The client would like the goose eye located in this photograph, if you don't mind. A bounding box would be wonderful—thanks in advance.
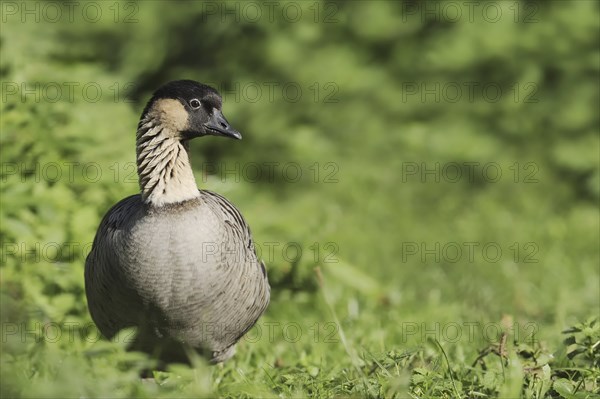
[189,99,201,109]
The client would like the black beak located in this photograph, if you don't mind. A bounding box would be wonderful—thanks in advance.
[204,109,242,140]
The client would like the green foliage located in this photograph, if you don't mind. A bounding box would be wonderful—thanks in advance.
[1,1,598,397]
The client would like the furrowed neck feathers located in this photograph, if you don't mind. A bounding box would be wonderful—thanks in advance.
[136,117,199,207]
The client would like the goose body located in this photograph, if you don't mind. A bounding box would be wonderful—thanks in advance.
[85,80,269,363]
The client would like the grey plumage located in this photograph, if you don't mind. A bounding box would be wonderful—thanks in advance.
[85,80,270,364]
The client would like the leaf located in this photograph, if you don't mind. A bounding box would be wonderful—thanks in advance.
[553,378,574,399]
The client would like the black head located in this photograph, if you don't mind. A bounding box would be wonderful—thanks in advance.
[141,80,241,140]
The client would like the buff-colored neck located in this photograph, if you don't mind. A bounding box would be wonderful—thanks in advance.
[136,118,200,207]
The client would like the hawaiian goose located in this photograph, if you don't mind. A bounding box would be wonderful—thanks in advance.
[85,80,270,364]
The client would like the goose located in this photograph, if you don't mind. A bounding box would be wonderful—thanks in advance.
[85,80,270,365]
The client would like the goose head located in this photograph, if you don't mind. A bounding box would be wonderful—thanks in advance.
[135,80,242,206]
[140,80,241,140]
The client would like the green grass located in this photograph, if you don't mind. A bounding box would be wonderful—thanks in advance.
[1,1,599,397]
[1,275,598,398]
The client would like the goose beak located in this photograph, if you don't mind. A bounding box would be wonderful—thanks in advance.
[204,109,242,140]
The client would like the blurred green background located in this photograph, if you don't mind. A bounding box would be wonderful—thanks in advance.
[1,1,598,397]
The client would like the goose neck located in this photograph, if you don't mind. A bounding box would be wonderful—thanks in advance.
[136,120,200,206]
